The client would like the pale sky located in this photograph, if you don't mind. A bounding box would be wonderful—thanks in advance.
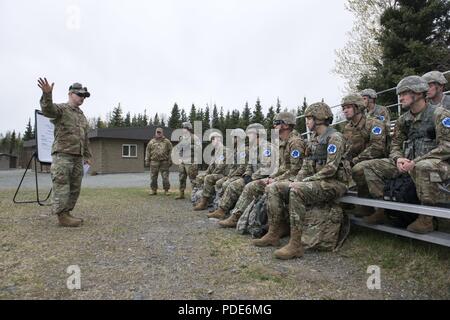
[0,0,353,133]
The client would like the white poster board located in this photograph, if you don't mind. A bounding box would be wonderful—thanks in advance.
[35,110,54,164]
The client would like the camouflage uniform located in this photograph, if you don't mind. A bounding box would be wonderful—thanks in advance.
[361,76,450,233]
[255,103,351,260]
[145,136,173,192]
[422,71,450,110]
[178,129,201,192]
[40,86,92,217]
[341,94,387,198]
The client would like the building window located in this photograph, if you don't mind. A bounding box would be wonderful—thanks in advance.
[122,144,137,158]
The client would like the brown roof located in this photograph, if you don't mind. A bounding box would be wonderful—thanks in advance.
[88,126,174,141]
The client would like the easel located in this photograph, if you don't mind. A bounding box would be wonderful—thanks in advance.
[13,151,52,206]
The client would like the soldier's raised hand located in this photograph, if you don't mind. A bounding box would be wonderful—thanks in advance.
[37,78,54,94]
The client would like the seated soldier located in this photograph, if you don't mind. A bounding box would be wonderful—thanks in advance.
[208,128,248,219]
[219,113,305,229]
[193,132,231,211]
[341,94,387,216]
[254,102,351,260]
[422,71,450,110]
[358,76,450,234]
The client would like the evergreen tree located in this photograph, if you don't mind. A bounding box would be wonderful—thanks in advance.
[359,0,450,107]
[109,103,124,127]
[181,109,188,122]
[131,114,138,127]
[296,97,308,134]
[231,109,241,128]
[9,130,16,155]
[203,105,211,130]
[265,106,276,131]
[124,112,131,127]
[219,106,226,133]
[161,116,166,127]
[189,104,197,123]
[251,98,265,124]
[23,118,33,141]
[143,110,149,127]
[97,117,106,129]
[154,113,161,126]
[211,104,220,129]
[240,102,251,128]
[168,103,182,129]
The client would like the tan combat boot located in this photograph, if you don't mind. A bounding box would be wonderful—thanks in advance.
[252,223,282,247]
[274,227,304,260]
[149,190,157,196]
[353,205,374,217]
[164,190,170,196]
[175,190,185,200]
[363,208,386,225]
[219,211,242,228]
[407,215,434,234]
[67,212,84,224]
[193,197,209,211]
[207,207,226,219]
[58,212,82,228]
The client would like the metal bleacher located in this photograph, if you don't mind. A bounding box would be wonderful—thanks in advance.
[298,70,450,247]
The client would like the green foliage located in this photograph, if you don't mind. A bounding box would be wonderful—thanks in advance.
[168,103,182,129]
[359,0,450,108]
[251,98,265,124]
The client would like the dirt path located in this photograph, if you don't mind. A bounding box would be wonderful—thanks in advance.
[0,188,447,300]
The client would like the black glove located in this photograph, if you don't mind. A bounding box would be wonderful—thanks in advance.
[244,175,252,185]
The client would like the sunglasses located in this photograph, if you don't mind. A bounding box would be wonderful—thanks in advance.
[74,93,86,98]
[273,120,285,126]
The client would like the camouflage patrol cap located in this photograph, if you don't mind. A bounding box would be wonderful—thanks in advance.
[396,76,429,95]
[230,128,246,137]
[305,102,334,122]
[209,132,222,141]
[246,123,265,134]
[274,112,296,125]
[182,122,193,130]
[360,89,377,99]
[341,94,365,112]
[422,71,448,85]
[69,83,90,98]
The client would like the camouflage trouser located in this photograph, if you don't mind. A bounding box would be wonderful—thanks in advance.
[150,160,171,191]
[266,181,292,226]
[352,161,371,198]
[219,177,246,212]
[50,153,83,215]
[179,163,199,191]
[289,180,348,228]
[362,158,450,205]
[231,179,266,215]
[201,174,224,199]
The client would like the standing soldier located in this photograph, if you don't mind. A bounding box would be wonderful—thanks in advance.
[37,78,92,228]
[145,127,173,196]
[219,112,305,229]
[361,76,450,234]
[254,102,351,260]
[422,71,450,110]
[176,122,201,200]
[341,94,387,209]
[360,89,391,140]
[193,132,231,211]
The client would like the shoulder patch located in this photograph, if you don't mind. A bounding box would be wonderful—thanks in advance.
[291,150,301,159]
[327,144,337,155]
[218,155,225,161]
[442,117,450,128]
[263,149,272,157]
[378,115,385,122]
[239,152,246,159]
[372,126,383,135]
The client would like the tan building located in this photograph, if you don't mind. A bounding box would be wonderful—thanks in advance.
[88,127,175,174]
[0,153,17,170]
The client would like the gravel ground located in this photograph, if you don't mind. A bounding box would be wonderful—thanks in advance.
[0,169,180,190]
[1,187,448,300]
